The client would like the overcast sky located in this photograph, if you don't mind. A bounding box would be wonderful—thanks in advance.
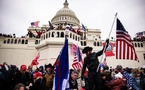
[0,0,145,40]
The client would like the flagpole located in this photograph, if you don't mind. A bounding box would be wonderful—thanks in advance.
[96,13,118,72]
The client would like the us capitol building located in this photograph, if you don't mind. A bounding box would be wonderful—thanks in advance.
[0,0,145,69]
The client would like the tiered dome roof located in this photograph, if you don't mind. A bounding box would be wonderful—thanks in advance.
[51,0,80,26]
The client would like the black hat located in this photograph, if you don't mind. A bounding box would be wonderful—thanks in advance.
[45,63,54,69]
[82,46,93,54]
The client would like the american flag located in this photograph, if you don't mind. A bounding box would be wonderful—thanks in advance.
[72,47,83,70]
[116,18,138,61]
[31,21,39,27]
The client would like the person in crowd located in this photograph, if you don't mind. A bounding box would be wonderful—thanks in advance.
[38,65,45,75]
[35,29,42,38]
[0,64,5,89]
[2,62,15,90]
[140,65,145,90]
[131,68,142,90]
[27,65,34,83]
[13,64,31,88]
[69,70,79,90]
[101,65,112,90]
[28,71,46,90]
[102,65,112,82]
[28,65,34,75]
[81,39,109,90]
[116,65,133,90]
[125,67,132,74]
[44,63,54,90]
[76,68,82,89]
[13,83,26,90]
[106,72,126,90]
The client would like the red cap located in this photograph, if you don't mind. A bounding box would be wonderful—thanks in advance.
[33,71,42,79]
[20,65,27,71]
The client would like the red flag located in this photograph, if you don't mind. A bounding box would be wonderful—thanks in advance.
[116,18,138,61]
[31,53,40,65]
[102,42,115,57]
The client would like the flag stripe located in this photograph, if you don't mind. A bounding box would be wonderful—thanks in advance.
[116,18,138,61]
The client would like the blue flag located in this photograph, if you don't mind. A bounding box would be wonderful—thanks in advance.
[53,38,69,90]
[82,23,86,31]
[49,21,53,30]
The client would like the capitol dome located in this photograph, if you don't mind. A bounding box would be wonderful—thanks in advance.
[51,0,80,26]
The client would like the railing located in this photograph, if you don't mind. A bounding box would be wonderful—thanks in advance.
[40,30,81,42]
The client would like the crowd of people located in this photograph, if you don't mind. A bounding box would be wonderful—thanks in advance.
[0,62,145,90]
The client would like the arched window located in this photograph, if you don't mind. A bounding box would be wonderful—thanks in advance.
[52,32,55,37]
[73,34,75,39]
[78,37,80,41]
[14,39,17,44]
[25,40,28,44]
[4,40,6,44]
[138,43,140,47]
[11,39,13,44]
[141,43,143,47]
[61,32,64,37]
[94,42,96,46]
[97,42,100,46]
[35,40,38,44]
[70,33,72,38]
[135,43,137,47]
[7,39,10,44]
[84,41,86,46]
[75,36,77,41]
[46,34,48,38]
[22,40,24,44]
[81,41,83,46]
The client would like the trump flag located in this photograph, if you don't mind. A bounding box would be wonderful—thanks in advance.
[53,37,69,90]
[102,42,115,57]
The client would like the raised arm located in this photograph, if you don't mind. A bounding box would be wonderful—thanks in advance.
[96,38,109,56]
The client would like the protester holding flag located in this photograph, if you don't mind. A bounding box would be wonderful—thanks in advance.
[81,39,109,90]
